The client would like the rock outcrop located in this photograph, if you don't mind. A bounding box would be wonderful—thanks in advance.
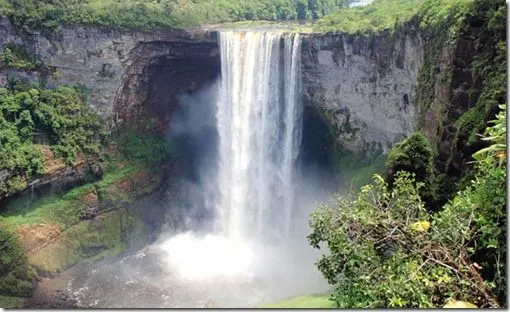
[0,19,427,158]
[301,28,425,156]
[0,18,220,124]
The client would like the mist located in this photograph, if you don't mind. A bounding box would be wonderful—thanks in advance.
[48,33,343,308]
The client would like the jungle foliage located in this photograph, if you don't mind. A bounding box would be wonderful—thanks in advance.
[0,227,34,298]
[313,0,473,33]
[0,0,352,34]
[309,105,506,308]
[455,0,506,150]
[415,0,506,204]
[0,80,106,197]
[0,42,44,71]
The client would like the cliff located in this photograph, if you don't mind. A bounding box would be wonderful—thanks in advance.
[0,18,426,160]
[301,27,424,157]
[0,18,220,124]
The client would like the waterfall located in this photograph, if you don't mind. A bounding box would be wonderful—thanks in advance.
[215,31,302,242]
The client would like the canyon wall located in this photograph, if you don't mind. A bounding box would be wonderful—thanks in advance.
[0,18,429,166]
[301,28,425,156]
[0,18,220,125]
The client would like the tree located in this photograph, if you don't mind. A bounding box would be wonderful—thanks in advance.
[308,107,507,308]
[296,0,309,19]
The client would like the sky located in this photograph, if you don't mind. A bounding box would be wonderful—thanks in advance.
[349,0,374,7]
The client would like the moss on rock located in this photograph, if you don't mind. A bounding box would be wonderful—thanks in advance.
[27,209,146,275]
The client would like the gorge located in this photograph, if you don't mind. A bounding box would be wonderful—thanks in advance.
[0,0,506,308]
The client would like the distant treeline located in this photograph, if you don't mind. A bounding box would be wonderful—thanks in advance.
[0,0,353,34]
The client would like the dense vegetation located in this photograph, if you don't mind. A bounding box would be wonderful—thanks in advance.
[313,0,473,33]
[414,0,506,208]
[0,0,352,35]
[0,43,44,71]
[0,227,34,298]
[0,80,106,197]
[454,0,506,161]
[309,0,506,308]
[309,105,506,308]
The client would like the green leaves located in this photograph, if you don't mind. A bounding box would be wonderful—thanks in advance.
[309,104,507,307]
[0,83,105,197]
[314,0,426,34]
[0,227,34,297]
[0,0,350,33]
[472,104,506,164]
[0,42,43,70]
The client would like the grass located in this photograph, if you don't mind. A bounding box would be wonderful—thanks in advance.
[259,294,336,308]
[0,163,137,229]
[0,295,25,308]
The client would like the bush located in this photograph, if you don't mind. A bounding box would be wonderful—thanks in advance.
[386,132,433,187]
[308,108,507,308]
[0,227,34,297]
[0,83,106,197]
[0,42,44,70]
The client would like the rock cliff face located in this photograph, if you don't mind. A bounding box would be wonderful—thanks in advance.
[0,18,220,124]
[301,29,424,156]
[0,19,426,158]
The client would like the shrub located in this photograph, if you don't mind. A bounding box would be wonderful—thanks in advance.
[0,42,43,70]
[0,83,106,197]
[0,227,34,297]
[308,108,507,308]
[386,132,433,187]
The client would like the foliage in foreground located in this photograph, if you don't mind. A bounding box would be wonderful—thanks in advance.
[0,227,34,298]
[309,106,506,308]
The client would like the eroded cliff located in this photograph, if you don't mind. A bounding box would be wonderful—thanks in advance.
[0,18,220,124]
[301,28,424,157]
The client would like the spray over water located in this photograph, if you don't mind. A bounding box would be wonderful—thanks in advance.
[155,31,327,304]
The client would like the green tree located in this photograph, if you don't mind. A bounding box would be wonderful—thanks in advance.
[308,107,506,308]
[0,83,106,197]
[385,132,435,205]
[0,227,34,297]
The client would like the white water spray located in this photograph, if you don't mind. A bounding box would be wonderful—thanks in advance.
[216,30,302,242]
[158,31,305,285]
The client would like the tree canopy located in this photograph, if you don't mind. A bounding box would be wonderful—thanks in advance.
[0,0,353,34]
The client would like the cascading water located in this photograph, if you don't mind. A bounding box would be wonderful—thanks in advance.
[215,31,302,242]
[51,30,328,309]
[156,31,317,297]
